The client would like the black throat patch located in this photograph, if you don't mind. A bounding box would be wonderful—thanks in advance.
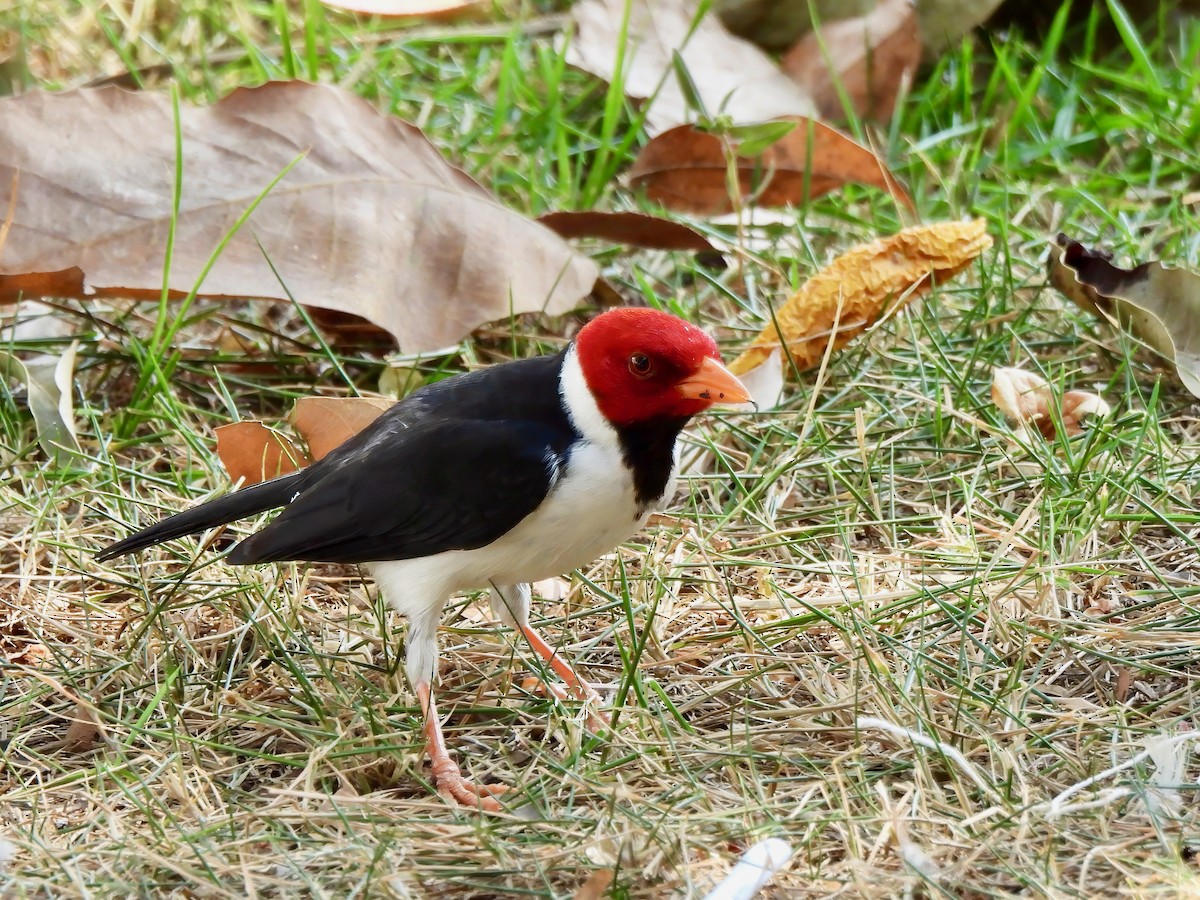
[615,416,692,512]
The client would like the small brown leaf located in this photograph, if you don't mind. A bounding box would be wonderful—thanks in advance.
[289,397,396,461]
[729,219,990,376]
[537,211,718,254]
[1048,234,1200,398]
[991,367,1111,439]
[629,118,910,216]
[1062,390,1112,434]
[573,868,615,900]
[215,421,307,487]
[0,82,595,353]
[6,640,53,667]
[63,702,102,752]
[781,0,921,121]
[567,0,815,135]
[990,367,1050,433]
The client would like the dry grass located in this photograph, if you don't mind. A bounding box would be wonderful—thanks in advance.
[7,281,1200,897]
[4,1,1200,897]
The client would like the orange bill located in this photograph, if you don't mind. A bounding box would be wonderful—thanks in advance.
[676,356,752,405]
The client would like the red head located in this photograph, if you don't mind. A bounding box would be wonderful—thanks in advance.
[574,308,751,427]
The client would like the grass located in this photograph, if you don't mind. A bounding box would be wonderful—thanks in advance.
[3,0,1200,896]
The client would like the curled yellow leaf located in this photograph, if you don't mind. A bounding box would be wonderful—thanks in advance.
[729,219,992,376]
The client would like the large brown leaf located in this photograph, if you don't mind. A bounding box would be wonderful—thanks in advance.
[567,0,815,135]
[781,0,921,122]
[0,82,596,353]
[629,118,911,216]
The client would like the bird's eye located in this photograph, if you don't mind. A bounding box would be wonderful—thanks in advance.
[628,353,653,377]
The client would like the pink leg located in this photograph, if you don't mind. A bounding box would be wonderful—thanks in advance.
[416,682,507,811]
[518,624,611,731]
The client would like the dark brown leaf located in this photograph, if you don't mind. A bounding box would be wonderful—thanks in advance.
[0,82,596,353]
[302,307,399,351]
[716,0,874,51]
[538,210,718,253]
[918,0,1006,54]
[63,702,102,752]
[629,118,911,215]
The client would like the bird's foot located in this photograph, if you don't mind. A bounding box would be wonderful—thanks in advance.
[517,624,613,732]
[429,754,508,811]
[418,680,507,812]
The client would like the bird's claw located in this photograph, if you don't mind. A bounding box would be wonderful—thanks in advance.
[430,755,507,811]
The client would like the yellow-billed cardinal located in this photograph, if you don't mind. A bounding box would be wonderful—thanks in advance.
[98,307,750,809]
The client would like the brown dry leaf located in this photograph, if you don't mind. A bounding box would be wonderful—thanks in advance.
[781,0,921,121]
[1061,391,1112,434]
[6,640,53,667]
[573,868,615,900]
[629,118,910,216]
[991,367,1111,439]
[289,396,396,461]
[567,0,815,135]
[215,422,307,487]
[319,0,479,16]
[538,210,718,254]
[0,82,596,353]
[63,702,102,752]
[728,219,991,376]
[1048,233,1200,399]
[990,367,1050,435]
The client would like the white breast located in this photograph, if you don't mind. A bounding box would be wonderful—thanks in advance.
[370,345,679,619]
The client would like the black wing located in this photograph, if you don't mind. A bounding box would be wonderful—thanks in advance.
[227,418,562,565]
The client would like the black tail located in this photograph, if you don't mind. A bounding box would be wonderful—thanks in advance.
[97,472,305,561]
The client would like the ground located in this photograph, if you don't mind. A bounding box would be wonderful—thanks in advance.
[3,1,1200,897]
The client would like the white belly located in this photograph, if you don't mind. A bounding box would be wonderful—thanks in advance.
[370,440,678,620]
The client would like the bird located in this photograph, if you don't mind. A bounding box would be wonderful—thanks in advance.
[98,307,751,809]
